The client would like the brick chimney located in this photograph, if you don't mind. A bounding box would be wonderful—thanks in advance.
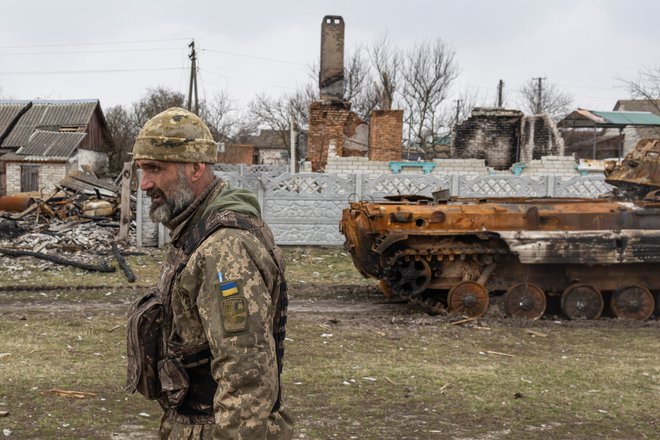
[319,15,345,102]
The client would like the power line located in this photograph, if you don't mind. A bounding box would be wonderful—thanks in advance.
[0,67,185,75]
[0,47,184,56]
[200,68,296,91]
[202,48,307,66]
[0,37,191,50]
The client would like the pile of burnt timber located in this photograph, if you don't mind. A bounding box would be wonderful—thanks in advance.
[0,166,137,282]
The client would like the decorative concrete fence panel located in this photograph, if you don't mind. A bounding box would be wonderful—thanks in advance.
[137,170,614,247]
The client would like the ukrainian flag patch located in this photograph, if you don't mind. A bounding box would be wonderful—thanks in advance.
[220,280,240,297]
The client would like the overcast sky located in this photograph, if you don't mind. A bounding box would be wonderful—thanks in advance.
[0,0,658,115]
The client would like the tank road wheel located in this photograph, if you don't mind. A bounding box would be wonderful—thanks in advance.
[502,283,546,320]
[610,285,655,321]
[561,284,604,320]
[447,281,489,318]
[387,256,432,297]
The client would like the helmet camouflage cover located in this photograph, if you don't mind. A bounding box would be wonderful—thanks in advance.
[132,107,217,163]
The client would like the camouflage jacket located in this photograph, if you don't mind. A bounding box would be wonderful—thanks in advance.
[158,179,293,440]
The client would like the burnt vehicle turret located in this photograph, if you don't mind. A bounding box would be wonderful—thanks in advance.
[340,139,660,320]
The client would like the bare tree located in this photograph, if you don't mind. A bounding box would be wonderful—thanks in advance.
[198,91,239,143]
[369,35,401,111]
[343,45,380,122]
[518,78,573,121]
[131,86,186,128]
[247,93,294,149]
[620,65,660,113]
[399,38,459,151]
[288,83,317,130]
[104,105,135,174]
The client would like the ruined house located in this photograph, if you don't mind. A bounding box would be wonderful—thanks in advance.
[306,16,404,171]
[613,99,660,153]
[451,108,564,170]
[0,99,113,195]
[558,106,660,159]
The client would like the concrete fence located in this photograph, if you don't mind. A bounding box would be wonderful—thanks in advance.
[136,170,613,247]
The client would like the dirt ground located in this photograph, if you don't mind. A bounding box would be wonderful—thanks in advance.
[1,248,659,439]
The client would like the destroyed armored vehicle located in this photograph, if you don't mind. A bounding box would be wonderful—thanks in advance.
[340,139,660,320]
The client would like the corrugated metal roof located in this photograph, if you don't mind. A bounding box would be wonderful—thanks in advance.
[0,99,98,148]
[4,130,85,162]
[558,108,660,128]
[0,153,69,163]
[591,110,660,125]
[0,102,30,138]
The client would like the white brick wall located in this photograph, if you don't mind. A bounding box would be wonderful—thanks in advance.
[522,155,579,177]
[5,162,72,194]
[321,155,581,178]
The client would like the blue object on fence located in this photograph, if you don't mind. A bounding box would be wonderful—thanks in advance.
[511,163,526,176]
[389,161,436,175]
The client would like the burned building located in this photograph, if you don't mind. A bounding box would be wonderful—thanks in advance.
[452,108,564,170]
[307,16,403,171]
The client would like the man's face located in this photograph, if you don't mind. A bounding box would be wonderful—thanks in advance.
[136,160,196,225]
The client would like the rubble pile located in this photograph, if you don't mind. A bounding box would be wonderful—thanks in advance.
[0,170,138,282]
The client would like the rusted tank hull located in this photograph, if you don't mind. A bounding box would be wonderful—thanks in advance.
[340,196,660,320]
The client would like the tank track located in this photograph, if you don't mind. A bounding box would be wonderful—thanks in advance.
[381,241,507,314]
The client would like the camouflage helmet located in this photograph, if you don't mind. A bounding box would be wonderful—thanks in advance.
[132,107,217,163]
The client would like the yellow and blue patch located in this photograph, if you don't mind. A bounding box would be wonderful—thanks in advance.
[220,280,239,297]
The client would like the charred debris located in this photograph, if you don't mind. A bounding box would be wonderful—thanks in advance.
[0,168,138,282]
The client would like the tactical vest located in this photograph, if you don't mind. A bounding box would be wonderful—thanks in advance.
[126,209,288,423]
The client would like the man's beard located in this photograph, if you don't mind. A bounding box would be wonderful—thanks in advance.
[147,166,195,226]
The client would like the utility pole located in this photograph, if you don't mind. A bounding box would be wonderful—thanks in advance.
[187,40,199,114]
[454,99,462,129]
[497,79,504,108]
[532,77,545,114]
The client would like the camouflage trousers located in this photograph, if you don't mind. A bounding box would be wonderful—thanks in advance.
[159,406,294,440]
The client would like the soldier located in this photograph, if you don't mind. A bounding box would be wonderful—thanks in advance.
[126,107,293,439]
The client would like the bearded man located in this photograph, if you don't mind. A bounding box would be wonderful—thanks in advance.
[126,107,293,440]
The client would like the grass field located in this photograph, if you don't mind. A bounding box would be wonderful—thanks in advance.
[1,247,658,439]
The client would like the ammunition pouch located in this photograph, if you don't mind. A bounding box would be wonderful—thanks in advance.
[126,288,163,400]
[157,356,189,409]
[159,343,215,415]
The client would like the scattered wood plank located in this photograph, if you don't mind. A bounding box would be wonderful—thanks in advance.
[486,350,515,357]
[112,242,136,282]
[384,376,398,385]
[50,388,97,399]
[439,383,451,393]
[108,325,121,332]
[0,247,115,273]
[525,329,549,338]
[0,410,8,417]
[450,317,476,326]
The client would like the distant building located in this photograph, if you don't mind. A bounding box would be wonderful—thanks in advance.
[452,108,564,170]
[217,129,305,166]
[558,105,660,159]
[0,99,113,195]
[613,100,660,153]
